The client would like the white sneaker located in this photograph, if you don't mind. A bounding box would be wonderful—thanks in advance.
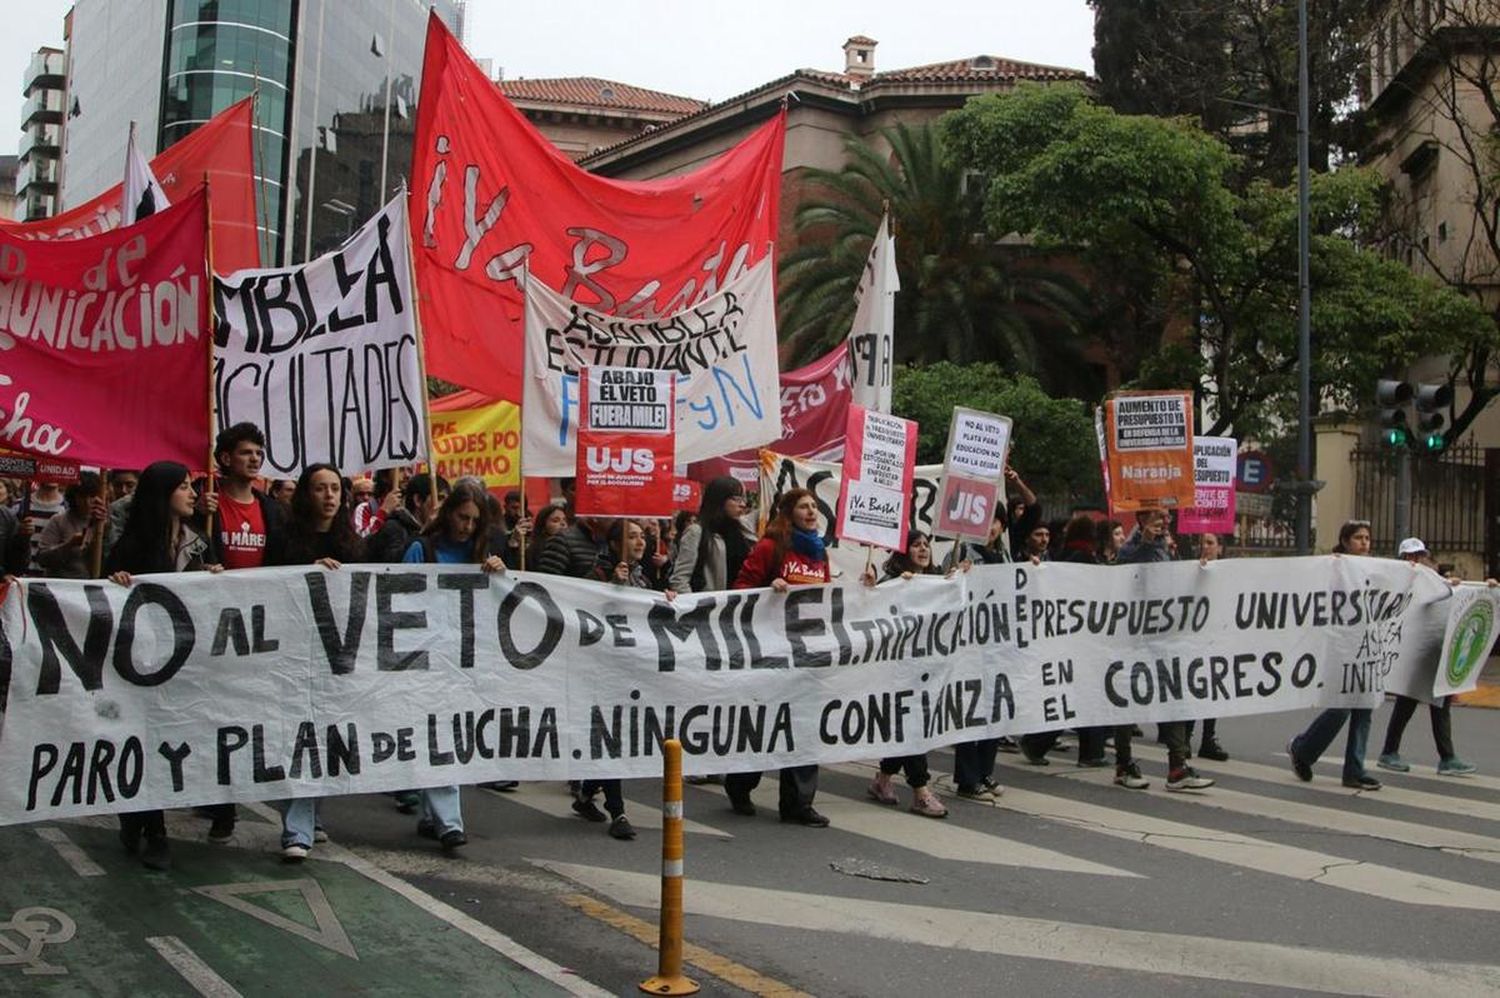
[1165,767,1215,791]
[281,844,309,863]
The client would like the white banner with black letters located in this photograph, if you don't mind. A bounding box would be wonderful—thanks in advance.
[0,556,1457,822]
[213,196,425,477]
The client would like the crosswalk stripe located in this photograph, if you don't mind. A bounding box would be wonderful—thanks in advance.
[696,776,1137,878]
[825,760,1500,911]
[1117,744,1500,821]
[1018,763,1500,861]
[535,860,1500,997]
[485,782,734,839]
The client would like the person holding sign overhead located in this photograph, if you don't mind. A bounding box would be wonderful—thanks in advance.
[726,488,831,827]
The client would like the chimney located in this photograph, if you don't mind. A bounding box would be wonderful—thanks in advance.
[844,35,877,77]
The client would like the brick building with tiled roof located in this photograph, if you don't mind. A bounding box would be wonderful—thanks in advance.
[498,77,707,160]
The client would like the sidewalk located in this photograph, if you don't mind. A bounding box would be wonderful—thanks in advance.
[1456,654,1500,709]
[0,805,600,995]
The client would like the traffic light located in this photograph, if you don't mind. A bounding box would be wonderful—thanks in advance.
[1377,379,1413,448]
[1414,382,1452,453]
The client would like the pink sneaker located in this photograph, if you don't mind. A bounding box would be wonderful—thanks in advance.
[909,790,948,819]
[867,775,899,806]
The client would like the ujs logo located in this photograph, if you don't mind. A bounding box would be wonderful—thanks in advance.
[585,446,656,474]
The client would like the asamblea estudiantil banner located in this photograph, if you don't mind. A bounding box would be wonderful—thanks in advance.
[0,556,1469,823]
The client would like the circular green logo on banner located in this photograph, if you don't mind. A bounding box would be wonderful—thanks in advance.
[1446,599,1495,688]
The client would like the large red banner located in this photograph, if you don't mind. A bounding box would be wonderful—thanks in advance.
[0,189,211,469]
[0,97,259,273]
[411,13,784,401]
[690,341,852,485]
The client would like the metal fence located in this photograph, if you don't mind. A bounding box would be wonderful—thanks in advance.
[1349,442,1486,553]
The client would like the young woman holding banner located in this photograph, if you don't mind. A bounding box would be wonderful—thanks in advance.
[866,531,953,818]
[726,488,831,827]
[670,476,756,594]
[271,464,367,862]
[106,461,224,871]
[400,481,508,851]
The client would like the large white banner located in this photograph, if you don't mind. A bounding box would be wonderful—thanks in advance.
[213,197,425,477]
[0,557,1456,823]
[847,213,898,413]
[523,257,781,476]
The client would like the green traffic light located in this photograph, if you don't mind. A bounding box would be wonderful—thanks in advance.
[1423,432,1446,452]
[1384,427,1409,447]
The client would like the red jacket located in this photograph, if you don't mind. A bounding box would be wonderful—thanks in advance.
[733,536,830,588]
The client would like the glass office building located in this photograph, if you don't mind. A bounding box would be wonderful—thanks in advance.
[61,0,461,263]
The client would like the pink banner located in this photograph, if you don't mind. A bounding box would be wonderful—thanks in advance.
[690,342,852,485]
[1178,436,1238,534]
[0,190,211,469]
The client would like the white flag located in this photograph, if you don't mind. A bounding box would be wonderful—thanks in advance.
[847,213,899,413]
[122,121,169,223]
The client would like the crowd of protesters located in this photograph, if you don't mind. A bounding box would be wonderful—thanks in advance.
[2,425,1487,872]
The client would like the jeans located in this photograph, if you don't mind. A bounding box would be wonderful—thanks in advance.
[580,779,626,818]
[1158,721,1191,771]
[953,738,1000,790]
[879,754,931,788]
[420,786,464,835]
[280,797,319,848]
[1381,695,1456,760]
[1185,718,1219,743]
[1290,707,1372,781]
[725,766,818,815]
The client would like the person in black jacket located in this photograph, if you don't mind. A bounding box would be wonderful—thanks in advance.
[367,474,449,564]
[535,507,603,578]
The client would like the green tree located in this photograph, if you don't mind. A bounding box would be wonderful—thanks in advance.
[777,121,1093,394]
[943,84,1497,441]
[892,362,1101,507]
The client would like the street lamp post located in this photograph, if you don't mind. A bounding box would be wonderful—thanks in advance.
[1294,0,1314,555]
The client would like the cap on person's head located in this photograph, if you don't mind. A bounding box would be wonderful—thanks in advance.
[1398,537,1428,558]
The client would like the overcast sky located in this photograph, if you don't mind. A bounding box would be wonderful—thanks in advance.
[2,0,1096,148]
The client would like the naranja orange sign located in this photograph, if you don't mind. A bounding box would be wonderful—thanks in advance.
[1104,391,1195,511]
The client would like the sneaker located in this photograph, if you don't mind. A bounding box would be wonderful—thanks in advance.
[1020,750,1051,766]
[1342,774,1382,790]
[1076,756,1110,768]
[207,818,235,844]
[910,789,948,818]
[608,815,637,840]
[955,785,997,802]
[394,791,421,814]
[440,829,467,851]
[1197,740,1229,762]
[313,825,328,844]
[1114,763,1149,790]
[981,777,1005,798]
[996,736,1020,753]
[571,797,608,823]
[141,835,172,871]
[281,843,309,863]
[1287,740,1312,782]
[867,774,899,806]
[1377,752,1410,772]
[780,807,830,828]
[1438,757,1478,776]
[1165,767,1215,791]
[726,791,757,817]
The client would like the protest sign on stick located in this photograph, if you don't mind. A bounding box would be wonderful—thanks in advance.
[1104,391,1195,511]
[933,407,1012,541]
[574,366,676,517]
[1178,436,1238,534]
[835,405,918,551]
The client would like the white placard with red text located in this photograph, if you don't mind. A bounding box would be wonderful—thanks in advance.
[574,367,675,517]
[836,405,918,551]
[933,407,1012,540]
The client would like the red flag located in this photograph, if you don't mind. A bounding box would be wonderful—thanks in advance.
[0,97,259,272]
[410,13,783,401]
[0,189,212,469]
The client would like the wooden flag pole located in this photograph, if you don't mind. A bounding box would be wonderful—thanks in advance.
[398,190,440,517]
[88,472,107,578]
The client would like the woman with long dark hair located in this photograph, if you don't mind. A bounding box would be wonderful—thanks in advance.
[106,461,222,870]
[866,531,951,818]
[669,475,755,594]
[726,488,831,827]
[272,464,367,862]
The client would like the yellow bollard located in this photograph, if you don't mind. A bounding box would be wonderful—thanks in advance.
[639,739,699,995]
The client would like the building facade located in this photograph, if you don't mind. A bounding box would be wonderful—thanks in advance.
[17,47,65,221]
[58,0,460,264]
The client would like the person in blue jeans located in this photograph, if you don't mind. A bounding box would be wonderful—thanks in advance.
[1286,520,1381,790]
[401,481,509,852]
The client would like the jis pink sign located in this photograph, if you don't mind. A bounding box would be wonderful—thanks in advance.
[1178,436,1237,534]
[836,404,918,551]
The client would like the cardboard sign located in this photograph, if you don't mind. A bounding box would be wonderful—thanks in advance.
[1104,391,1195,510]
[574,366,675,517]
[934,408,1012,541]
[835,405,917,551]
[1178,436,1238,534]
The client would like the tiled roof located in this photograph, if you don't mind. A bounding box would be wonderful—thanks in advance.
[498,77,707,116]
[845,34,879,46]
[871,55,1087,84]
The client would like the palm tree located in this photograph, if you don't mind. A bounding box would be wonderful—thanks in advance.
[777,121,1091,385]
